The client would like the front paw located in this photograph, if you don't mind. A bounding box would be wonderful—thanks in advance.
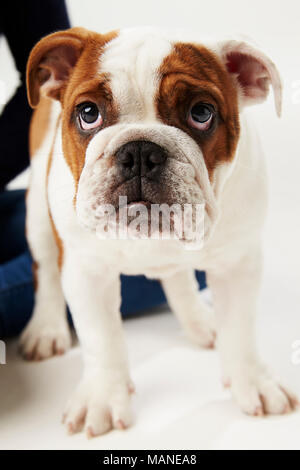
[19,314,71,361]
[227,364,298,416]
[63,373,134,438]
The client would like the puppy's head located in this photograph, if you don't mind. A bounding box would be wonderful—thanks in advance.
[27,27,281,244]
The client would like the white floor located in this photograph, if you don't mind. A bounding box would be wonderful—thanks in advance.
[1,283,300,450]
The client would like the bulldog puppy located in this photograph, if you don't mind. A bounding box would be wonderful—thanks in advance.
[20,27,297,437]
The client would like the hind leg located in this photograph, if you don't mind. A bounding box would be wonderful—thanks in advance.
[19,161,71,360]
[161,270,216,348]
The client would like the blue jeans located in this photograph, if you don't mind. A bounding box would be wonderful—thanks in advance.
[0,190,206,338]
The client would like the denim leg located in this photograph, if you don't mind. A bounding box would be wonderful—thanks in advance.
[0,189,28,263]
[120,271,207,317]
[0,251,34,338]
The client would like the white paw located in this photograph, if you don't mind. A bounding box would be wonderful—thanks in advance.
[182,304,216,349]
[63,373,134,437]
[20,315,71,361]
[228,365,298,416]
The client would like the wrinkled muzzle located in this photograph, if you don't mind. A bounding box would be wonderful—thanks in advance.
[76,124,219,248]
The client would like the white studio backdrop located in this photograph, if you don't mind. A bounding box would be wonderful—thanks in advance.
[0,0,300,450]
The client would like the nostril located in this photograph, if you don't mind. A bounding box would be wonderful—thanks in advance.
[118,152,135,168]
[147,152,167,170]
[149,153,166,165]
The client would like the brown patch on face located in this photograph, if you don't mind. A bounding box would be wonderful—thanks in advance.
[156,43,240,177]
[61,31,119,187]
[27,28,119,187]
[29,97,52,157]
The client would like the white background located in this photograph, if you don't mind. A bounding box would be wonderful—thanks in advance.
[0,0,299,450]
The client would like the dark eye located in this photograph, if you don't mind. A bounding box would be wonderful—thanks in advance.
[78,102,103,130]
[188,103,214,131]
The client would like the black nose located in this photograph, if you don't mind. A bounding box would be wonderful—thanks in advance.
[116,141,167,179]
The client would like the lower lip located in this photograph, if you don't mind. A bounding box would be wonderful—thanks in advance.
[125,201,152,209]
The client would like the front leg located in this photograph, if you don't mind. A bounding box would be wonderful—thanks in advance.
[207,246,297,416]
[162,270,216,348]
[61,248,133,437]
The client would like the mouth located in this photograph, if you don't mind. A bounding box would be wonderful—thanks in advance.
[85,193,205,249]
[110,175,165,211]
[121,200,152,210]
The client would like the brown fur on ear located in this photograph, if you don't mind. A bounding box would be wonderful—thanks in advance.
[26,27,90,108]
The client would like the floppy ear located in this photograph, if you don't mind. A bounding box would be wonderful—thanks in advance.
[26,27,89,108]
[219,39,282,117]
